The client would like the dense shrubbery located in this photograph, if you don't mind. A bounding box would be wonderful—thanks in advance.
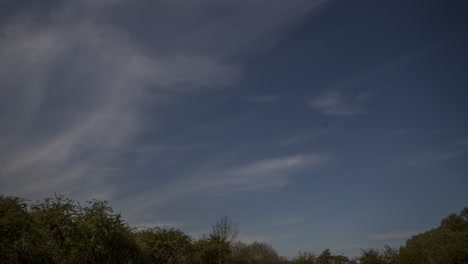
[1,194,467,264]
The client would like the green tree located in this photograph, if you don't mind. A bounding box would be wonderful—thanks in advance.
[191,234,231,264]
[316,249,353,264]
[291,251,317,264]
[359,248,385,264]
[398,227,468,264]
[135,227,192,264]
[317,249,333,264]
[29,195,80,263]
[440,208,468,234]
[0,195,37,263]
[72,199,139,263]
[398,208,468,264]
[230,241,286,264]
[381,244,399,264]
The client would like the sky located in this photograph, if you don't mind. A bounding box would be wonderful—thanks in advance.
[1,0,467,258]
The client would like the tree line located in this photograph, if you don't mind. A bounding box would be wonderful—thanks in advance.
[1,194,467,263]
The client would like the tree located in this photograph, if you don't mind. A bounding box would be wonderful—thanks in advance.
[211,215,239,244]
[440,207,468,234]
[381,244,399,264]
[316,249,354,264]
[291,251,317,264]
[135,227,192,264]
[230,241,286,264]
[0,195,38,263]
[191,234,231,264]
[29,195,80,263]
[398,208,468,264]
[398,227,468,264]
[72,199,139,263]
[359,249,385,264]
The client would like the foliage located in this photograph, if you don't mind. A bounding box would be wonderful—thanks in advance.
[0,195,36,263]
[291,251,317,264]
[231,241,287,264]
[73,199,139,263]
[359,245,398,264]
[191,234,231,264]
[0,195,138,264]
[1,194,467,264]
[135,227,192,264]
[211,215,239,243]
[315,249,354,264]
[398,208,468,264]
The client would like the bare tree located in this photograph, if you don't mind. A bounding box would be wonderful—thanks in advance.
[211,215,239,243]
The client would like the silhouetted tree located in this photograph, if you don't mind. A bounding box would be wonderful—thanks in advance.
[211,215,239,244]
[291,251,317,264]
[2,194,467,264]
[398,208,468,264]
[135,227,192,264]
[191,234,231,264]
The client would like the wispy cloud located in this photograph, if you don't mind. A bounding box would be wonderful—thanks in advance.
[402,150,465,168]
[208,154,327,192]
[268,217,305,227]
[391,129,418,135]
[368,230,419,241]
[307,91,372,116]
[245,94,280,103]
[391,129,442,136]
[0,0,327,200]
[0,13,239,200]
[122,153,328,219]
[278,128,332,147]
[458,138,468,145]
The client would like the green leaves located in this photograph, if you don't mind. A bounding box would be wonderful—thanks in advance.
[0,195,138,264]
[398,208,468,264]
[230,241,287,264]
[0,195,35,263]
[1,194,467,264]
[135,227,192,264]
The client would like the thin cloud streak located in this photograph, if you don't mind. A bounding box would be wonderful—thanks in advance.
[308,91,371,116]
[268,217,306,227]
[122,153,328,220]
[245,94,281,103]
[402,150,465,168]
[368,230,419,241]
[458,138,468,145]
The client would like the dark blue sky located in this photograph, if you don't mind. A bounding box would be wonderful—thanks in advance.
[1,0,467,257]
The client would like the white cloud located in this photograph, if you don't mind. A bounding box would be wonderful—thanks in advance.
[307,91,371,116]
[208,154,327,192]
[120,153,327,221]
[0,3,240,200]
[0,0,329,202]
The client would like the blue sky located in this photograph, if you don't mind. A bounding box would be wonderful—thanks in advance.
[1,0,467,257]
